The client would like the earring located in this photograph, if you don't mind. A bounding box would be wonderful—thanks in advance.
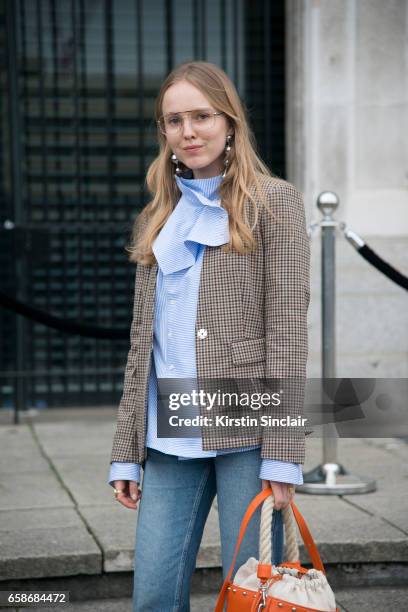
[222,135,232,178]
[171,153,183,176]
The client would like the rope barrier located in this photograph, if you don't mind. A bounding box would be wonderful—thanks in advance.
[0,290,129,339]
[342,226,408,291]
[1,222,405,345]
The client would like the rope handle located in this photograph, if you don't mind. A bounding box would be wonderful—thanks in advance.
[214,487,326,612]
[259,492,299,564]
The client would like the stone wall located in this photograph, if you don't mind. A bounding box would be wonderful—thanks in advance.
[286,0,408,377]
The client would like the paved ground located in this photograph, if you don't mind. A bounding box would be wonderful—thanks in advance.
[5,587,408,611]
[0,407,407,609]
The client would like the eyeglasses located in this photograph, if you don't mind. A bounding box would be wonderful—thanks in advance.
[157,108,224,135]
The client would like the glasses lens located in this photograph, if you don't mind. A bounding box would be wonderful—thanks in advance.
[159,110,216,134]
[191,110,214,130]
[163,114,183,133]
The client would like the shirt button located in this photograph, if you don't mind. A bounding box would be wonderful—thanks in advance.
[169,299,176,305]
[197,328,208,340]
[168,364,175,370]
[168,331,173,338]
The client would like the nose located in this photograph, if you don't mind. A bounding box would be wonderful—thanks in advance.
[180,116,195,138]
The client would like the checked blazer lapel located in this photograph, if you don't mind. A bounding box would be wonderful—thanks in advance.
[144,262,158,345]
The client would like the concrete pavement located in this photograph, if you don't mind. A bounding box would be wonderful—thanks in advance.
[0,407,407,609]
[5,587,408,612]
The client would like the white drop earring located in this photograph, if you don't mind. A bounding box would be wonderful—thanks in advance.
[222,134,232,178]
[171,153,183,177]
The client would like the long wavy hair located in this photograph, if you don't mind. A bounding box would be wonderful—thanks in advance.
[128,61,278,265]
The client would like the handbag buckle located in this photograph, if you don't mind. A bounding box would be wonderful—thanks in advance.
[257,581,269,611]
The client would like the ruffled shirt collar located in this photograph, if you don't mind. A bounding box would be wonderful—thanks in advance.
[152,170,229,275]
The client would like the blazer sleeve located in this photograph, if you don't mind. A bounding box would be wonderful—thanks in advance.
[260,180,311,464]
[109,264,144,463]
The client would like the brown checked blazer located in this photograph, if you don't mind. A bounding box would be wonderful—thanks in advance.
[110,176,310,467]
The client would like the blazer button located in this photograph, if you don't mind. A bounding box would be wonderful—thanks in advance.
[197,328,208,340]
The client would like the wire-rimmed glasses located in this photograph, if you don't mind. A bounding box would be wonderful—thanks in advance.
[157,108,224,135]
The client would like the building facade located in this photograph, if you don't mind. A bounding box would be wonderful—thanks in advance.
[286,0,408,377]
[1,0,407,411]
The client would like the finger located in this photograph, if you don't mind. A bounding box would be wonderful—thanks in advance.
[112,480,128,502]
[117,494,138,510]
[280,495,291,509]
[113,480,127,490]
[116,489,138,510]
[271,482,289,510]
[274,498,284,510]
[128,481,141,502]
[270,484,284,510]
[280,486,296,509]
[261,480,278,510]
[113,481,138,510]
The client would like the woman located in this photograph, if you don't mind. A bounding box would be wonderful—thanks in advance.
[108,61,310,611]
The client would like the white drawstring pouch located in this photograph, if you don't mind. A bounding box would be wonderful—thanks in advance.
[233,557,337,610]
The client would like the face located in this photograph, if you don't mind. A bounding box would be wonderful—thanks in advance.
[161,80,233,179]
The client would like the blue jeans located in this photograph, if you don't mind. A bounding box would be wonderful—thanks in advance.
[133,447,284,612]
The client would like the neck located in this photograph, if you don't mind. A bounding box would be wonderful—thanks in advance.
[192,162,224,179]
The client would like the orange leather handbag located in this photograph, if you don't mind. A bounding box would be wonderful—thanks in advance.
[214,487,340,611]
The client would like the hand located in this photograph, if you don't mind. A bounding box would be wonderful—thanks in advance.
[113,479,141,510]
[261,479,295,510]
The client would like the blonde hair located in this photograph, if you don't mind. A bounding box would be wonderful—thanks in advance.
[128,61,278,265]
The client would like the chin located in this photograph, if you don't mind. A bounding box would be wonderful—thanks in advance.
[187,159,212,169]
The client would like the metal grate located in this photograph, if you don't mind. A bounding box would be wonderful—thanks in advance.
[245,0,286,178]
[0,0,284,410]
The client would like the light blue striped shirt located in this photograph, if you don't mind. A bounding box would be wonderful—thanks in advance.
[109,172,303,487]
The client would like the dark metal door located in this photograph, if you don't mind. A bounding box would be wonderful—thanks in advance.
[0,0,285,411]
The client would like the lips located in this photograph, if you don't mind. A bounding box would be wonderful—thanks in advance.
[184,145,203,151]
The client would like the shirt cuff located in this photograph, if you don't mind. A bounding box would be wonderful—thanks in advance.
[108,462,141,488]
[259,460,303,485]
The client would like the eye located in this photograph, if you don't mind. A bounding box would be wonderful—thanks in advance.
[196,112,210,120]
[167,115,181,125]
